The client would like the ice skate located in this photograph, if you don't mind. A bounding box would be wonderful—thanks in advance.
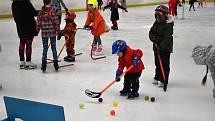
[53,60,59,71]
[19,61,26,69]
[158,82,164,88]
[64,56,75,62]
[25,62,37,70]
[95,45,104,56]
[120,89,130,96]
[127,92,139,99]
[91,44,97,55]
[41,60,47,72]
[152,79,159,85]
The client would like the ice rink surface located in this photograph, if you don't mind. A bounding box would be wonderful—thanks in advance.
[0,3,215,121]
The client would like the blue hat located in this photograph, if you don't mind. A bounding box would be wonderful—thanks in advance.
[112,40,127,54]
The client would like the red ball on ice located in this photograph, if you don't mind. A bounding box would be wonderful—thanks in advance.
[98,98,103,102]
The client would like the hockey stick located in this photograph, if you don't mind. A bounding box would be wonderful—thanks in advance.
[59,63,74,68]
[90,44,106,60]
[155,44,167,91]
[85,65,133,98]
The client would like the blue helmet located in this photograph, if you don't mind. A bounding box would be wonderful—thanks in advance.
[112,40,127,54]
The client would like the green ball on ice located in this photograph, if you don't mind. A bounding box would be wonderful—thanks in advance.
[79,103,84,109]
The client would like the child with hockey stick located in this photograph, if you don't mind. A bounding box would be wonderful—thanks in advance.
[112,40,145,99]
[149,5,174,88]
[103,0,128,30]
[36,0,60,72]
[57,10,77,62]
[84,0,109,56]
[192,45,215,99]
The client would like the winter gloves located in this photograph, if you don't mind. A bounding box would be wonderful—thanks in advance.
[133,57,139,67]
[84,25,92,31]
[115,70,123,82]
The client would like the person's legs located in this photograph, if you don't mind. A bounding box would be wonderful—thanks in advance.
[42,37,49,61]
[160,51,171,85]
[50,37,59,71]
[25,37,33,62]
[94,36,103,55]
[19,38,26,62]
[154,51,163,82]
[120,73,132,96]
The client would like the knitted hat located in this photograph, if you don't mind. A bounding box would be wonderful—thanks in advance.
[192,45,213,65]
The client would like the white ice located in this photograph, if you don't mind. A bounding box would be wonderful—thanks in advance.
[0,3,215,121]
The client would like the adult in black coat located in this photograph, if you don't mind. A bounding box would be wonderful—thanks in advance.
[12,0,39,69]
[103,0,127,30]
[149,5,174,87]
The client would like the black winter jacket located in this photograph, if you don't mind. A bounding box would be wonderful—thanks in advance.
[149,16,174,53]
[12,0,38,38]
[104,2,127,21]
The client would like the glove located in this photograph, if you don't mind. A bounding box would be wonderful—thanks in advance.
[57,31,64,40]
[154,44,160,52]
[84,25,92,31]
[133,57,139,67]
[152,36,159,43]
[115,70,123,82]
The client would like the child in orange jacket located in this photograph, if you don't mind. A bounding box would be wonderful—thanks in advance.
[84,0,109,56]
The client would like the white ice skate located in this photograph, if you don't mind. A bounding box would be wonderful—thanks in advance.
[158,82,164,88]
[152,79,159,85]
[25,62,37,70]
[19,61,26,69]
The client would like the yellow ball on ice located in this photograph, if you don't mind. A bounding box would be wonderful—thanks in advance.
[79,103,84,109]
[113,101,118,107]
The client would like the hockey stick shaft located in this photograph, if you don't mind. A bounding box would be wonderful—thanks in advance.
[157,52,166,81]
[100,65,134,94]
[155,44,166,81]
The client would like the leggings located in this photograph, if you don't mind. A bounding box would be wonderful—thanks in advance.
[93,36,102,45]
[42,37,58,61]
[19,37,33,62]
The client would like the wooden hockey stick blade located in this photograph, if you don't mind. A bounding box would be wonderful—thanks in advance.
[59,64,74,68]
[73,52,83,56]
[85,89,101,98]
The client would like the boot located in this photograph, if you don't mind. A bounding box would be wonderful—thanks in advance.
[41,60,47,72]
[53,60,59,71]
[95,45,103,56]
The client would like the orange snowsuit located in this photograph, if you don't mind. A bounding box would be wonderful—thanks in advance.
[63,21,77,56]
[85,8,106,36]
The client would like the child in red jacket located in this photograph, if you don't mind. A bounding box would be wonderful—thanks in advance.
[112,40,145,99]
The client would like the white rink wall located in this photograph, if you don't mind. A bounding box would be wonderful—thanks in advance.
[0,0,167,15]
